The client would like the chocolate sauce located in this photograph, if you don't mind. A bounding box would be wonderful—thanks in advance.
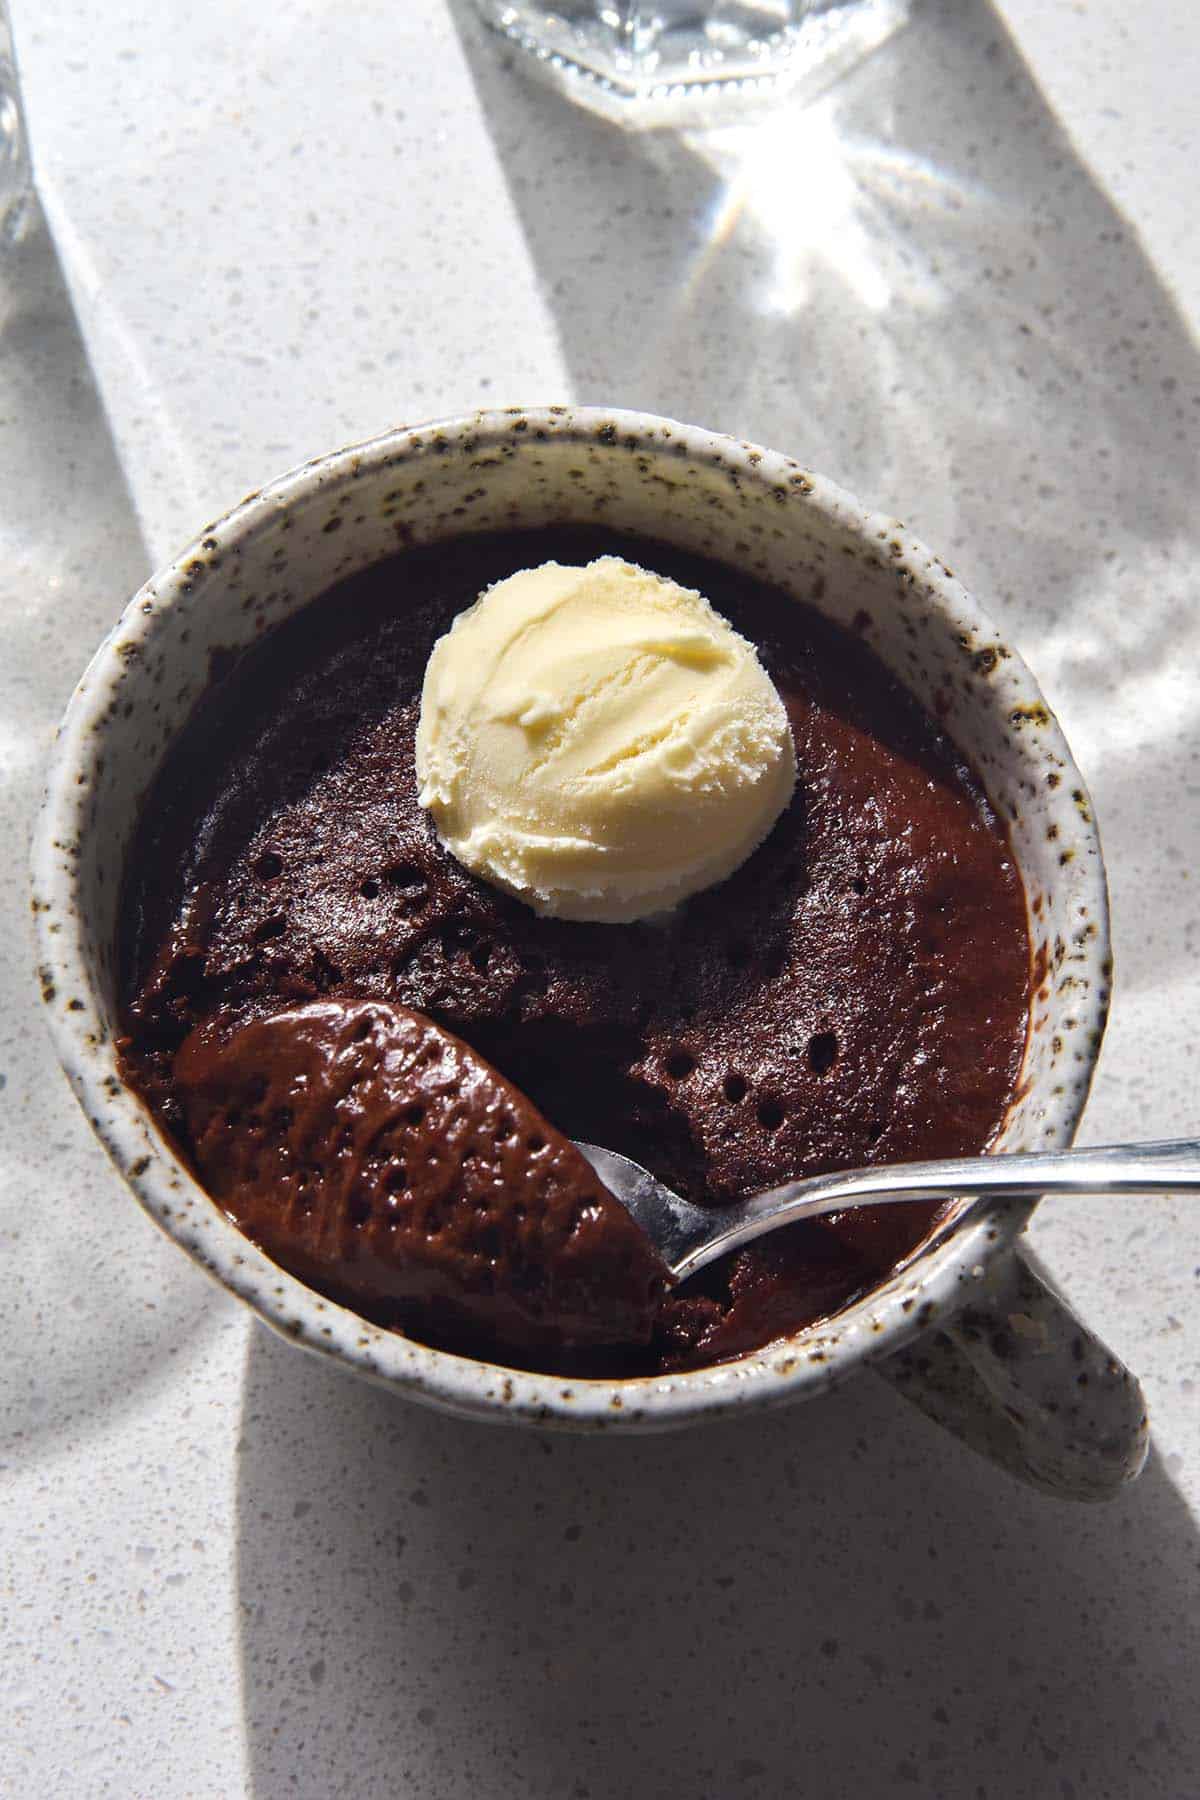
[119,528,1031,1374]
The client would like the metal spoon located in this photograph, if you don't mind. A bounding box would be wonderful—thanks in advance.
[576,1138,1200,1282]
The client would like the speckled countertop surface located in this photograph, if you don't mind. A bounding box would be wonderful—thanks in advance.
[3,2,1198,1795]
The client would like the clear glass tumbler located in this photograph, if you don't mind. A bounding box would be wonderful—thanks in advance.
[1,0,32,246]
[473,0,909,126]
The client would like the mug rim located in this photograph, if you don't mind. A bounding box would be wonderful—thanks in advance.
[30,405,1111,1431]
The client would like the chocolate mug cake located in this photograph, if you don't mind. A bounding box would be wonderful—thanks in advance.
[118,526,1030,1375]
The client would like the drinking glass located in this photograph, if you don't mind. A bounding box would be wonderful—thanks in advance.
[472,0,910,125]
[1,0,31,245]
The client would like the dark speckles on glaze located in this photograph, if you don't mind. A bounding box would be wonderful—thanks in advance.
[31,405,1118,1470]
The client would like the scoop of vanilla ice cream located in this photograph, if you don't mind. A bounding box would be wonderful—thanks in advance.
[414,556,796,924]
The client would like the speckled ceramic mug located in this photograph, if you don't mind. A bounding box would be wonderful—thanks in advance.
[32,407,1148,1500]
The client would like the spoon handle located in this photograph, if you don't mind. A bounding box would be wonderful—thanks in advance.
[682,1139,1200,1280]
[756,1136,1200,1213]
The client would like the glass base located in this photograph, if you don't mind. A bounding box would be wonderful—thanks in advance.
[473,1,910,127]
[1,13,32,249]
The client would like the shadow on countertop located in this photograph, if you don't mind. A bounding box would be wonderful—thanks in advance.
[1,198,222,1459]
[235,1322,1199,1799]
[446,0,1200,590]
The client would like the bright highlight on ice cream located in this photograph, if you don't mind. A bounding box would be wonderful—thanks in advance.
[414,556,796,923]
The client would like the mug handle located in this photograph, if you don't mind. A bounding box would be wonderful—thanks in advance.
[873,1246,1149,1501]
